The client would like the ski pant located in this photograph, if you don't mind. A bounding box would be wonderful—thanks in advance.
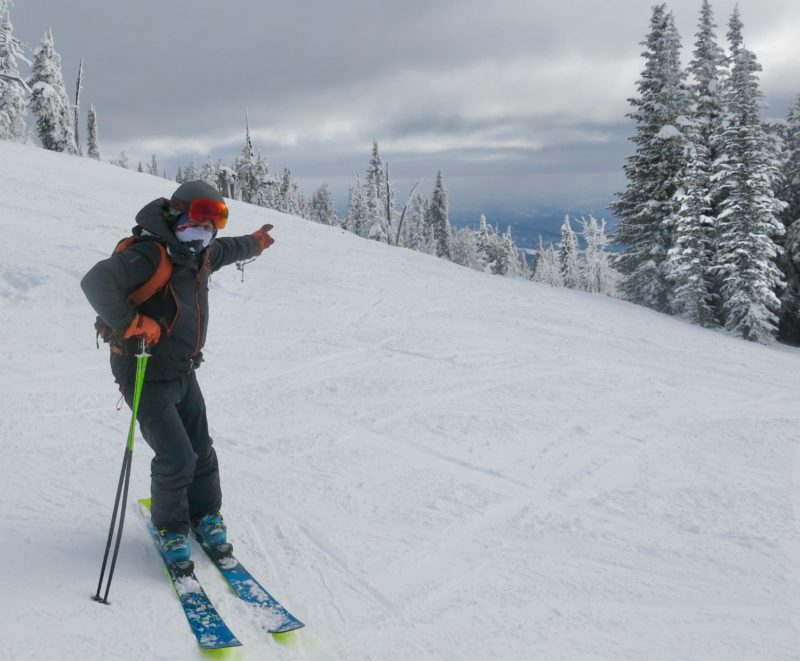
[124,371,221,532]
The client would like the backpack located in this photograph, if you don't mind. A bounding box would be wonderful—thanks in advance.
[95,237,173,353]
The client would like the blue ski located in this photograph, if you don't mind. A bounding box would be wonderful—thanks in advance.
[138,500,242,650]
[193,533,305,634]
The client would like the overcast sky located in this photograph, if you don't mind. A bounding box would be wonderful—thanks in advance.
[9,0,800,219]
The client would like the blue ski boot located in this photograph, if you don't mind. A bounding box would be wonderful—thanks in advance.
[194,513,227,548]
[157,528,190,564]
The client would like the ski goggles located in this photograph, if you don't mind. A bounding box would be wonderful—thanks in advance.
[170,197,229,229]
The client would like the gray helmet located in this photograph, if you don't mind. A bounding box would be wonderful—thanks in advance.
[169,180,224,216]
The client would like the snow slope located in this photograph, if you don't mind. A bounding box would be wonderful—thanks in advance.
[1,140,800,660]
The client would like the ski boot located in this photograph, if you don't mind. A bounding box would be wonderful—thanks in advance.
[193,512,232,559]
[157,528,193,576]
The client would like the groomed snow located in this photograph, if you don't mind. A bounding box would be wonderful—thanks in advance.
[1,141,799,660]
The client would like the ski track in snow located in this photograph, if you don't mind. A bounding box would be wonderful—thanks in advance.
[2,142,800,660]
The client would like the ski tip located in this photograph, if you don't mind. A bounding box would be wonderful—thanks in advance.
[137,497,152,511]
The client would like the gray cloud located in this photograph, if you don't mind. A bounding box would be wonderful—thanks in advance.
[9,0,800,214]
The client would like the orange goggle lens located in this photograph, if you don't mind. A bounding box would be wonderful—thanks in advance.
[187,198,229,229]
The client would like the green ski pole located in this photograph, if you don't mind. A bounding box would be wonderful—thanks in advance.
[93,340,150,605]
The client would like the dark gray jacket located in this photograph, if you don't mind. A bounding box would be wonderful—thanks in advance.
[81,198,261,384]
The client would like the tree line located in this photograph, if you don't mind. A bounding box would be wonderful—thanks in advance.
[613,1,800,343]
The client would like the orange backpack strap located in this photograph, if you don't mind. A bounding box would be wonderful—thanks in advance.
[113,238,173,306]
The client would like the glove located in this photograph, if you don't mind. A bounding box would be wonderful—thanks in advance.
[250,224,275,255]
[123,312,161,345]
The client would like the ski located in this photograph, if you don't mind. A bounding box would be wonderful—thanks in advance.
[138,500,242,650]
[193,532,305,634]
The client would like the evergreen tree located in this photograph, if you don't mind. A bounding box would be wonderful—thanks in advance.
[344,173,368,236]
[137,161,143,173]
[199,156,219,187]
[670,0,728,320]
[366,175,389,242]
[502,227,526,277]
[28,30,78,154]
[310,184,336,225]
[113,150,128,168]
[404,191,432,253]
[611,5,690,312]
[236,114,271,206]
[183,160,198,182]
[579,216,619,296]
[476,214,494,264]
[476,216,509,275]
[86,104,100,159]
[713,12,786,342]
[558,215,581,288]
[147,154,159,176]
[73,58,83,156]
[778,96,800,342]
[450,227,484,271]
[666,148,717,324]
[688,0,727,174]
[0,10,27,143]
[427,170,451,259]
[490,228,510,276]
[366,141,384,197]
[532,237,563,287]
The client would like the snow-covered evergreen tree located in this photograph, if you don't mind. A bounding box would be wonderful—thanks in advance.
[579,216,619,296]
[364,140,397,237]
[310,184,336,225]
[112,150,128,168]
[427,170,451,259]
[532,236,563,287]
[274,168,302,215]
[713,11,786,342]
[366,177,389,242]
[147,154,159,176]
[668,0,729,321]
[611,5,690,312]
[199,156,219,187]
[183,160,198,182]
[73,58,83,156]
[403,191,432,253]
[450,227,484,271]
[502,226,527,277]
[666,149,717,324]
[688,0,727,180]
[0,10,28,143]
[344,173,369,237]
[28,30,77,154]
[236,114,271,206]
[777,96,800,342]
[86,105,100,159]
[558,215,580,288]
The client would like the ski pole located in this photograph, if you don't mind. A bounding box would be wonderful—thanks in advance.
[93,340,149,605]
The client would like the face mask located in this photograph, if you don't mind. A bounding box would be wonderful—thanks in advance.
[175,223,213,254]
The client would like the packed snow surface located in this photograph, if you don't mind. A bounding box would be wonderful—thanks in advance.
[1,141,800,660]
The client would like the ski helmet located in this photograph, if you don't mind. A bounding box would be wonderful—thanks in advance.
[169,180,228,229]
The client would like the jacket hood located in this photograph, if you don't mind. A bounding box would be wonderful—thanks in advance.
[133,198,199,266]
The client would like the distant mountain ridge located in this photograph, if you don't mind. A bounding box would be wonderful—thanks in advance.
[450,203,619,250]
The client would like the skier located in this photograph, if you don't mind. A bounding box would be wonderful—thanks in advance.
[81,180,274,564]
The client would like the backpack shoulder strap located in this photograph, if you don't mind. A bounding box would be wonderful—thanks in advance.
[114,237,173,306]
